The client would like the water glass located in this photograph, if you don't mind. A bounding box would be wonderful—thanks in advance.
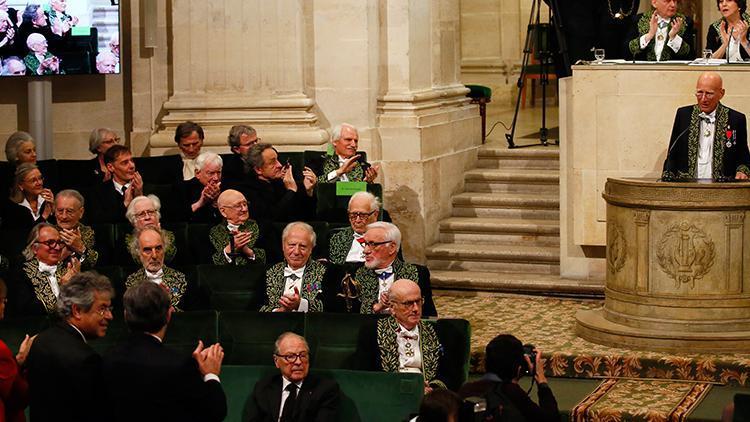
[594,49,605,64]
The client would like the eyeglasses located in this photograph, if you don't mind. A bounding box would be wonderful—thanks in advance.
[96,305,114,316]
[362,240,392,249]
[36,239,64,249]
[695,91,716,99]
[348,211,376,221]
[135,210,157,220]
[275,352,309,363]
[392,297,424,308]
[224,201,248,211]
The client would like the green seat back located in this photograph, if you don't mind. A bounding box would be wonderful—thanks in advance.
[305,313,381,369]
[90,223,116,266]
[219,311,305,365]
[465,84,492,100]
[197,264,266,311]
[186,223,214,265]
[163,310,218,355]
[161,222,189,265]
[0,315,51,354]
[221,365,423,422]
[431,318,471,391]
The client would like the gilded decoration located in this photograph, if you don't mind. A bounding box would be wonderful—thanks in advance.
[656,222,715,288]
[607,222,627,275]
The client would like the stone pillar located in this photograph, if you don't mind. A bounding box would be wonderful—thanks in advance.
[378,0,481,261]
[149,0,327,155]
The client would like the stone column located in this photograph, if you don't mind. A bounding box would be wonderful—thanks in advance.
[378,0,481,261]
[149,0,327,154]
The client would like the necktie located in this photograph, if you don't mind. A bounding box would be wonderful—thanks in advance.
[281,383,298,422]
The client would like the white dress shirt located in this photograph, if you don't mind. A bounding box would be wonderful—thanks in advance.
[222,222,256,263]
[697,110,716,179]
[145,268,164,284]
[345,232,366,263]
[20,196,45,221]
[38,261,60,296]
[113,180,130,195]
[278,377,304,421]
[280,265,309,312]
[375,265,395,301]
[640,15,683,61]
[397,323,422,373]
[182,154,197,180]
[728,34,743,62]
[326,155,350,182]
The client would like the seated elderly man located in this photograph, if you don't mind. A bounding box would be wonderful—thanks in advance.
[626,0,694,61]
[355,279,446,393]
[356,222,436,316]
[49,0,78,36]
[126,227,187,311]
[12,223,80,316]
[328,191,380,265]
[321,124,379,183]
[124,195,176,264]
[179,152,223,223]
[54,189,98,269]
[175,121,205,180]
[23,33,62,75]
[222,124,259,189]
[260,222,328,312]
[1,56,26,76]
[90,145,144,223]
[210,189,265,265]
[242,143,317,223]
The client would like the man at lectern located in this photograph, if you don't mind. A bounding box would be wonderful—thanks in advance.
[661,71,750,181]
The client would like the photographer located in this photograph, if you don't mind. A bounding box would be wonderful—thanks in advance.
[458,334,559,422]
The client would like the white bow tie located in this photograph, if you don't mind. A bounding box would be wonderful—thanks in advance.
[39,262,57,275]
[353,232,364,239]
[146,269,164,280]
[699,112,715,124]
[227,222,240,232]
[284,267,305,280]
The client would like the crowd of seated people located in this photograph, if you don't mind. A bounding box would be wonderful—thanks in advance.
[0,120,494,421]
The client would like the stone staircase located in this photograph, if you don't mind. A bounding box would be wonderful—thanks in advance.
[426,144,602,296]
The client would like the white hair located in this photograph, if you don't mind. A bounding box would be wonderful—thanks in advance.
[26,32,46,50]
[125,195,162,226]
[195,152,223,171]
[366,221,401,250]
[348,191,380,213]
[281,221,317,248]
[330,123,357,143]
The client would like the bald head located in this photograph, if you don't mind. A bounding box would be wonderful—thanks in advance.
[218,189,249,224]
[389,279,422,329]
[696,72,725,114]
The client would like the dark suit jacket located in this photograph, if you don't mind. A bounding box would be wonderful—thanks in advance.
[102,332,226,422]
[0,200,46,231]
[240,176,316,223]
[177,177,223,224]
[26,322,104,422]
[221,153,251,191]
[88,180,129,223]
[626,11,694,61]
[245,373,340,422]
[662,104,750,180]
[706,17,750,61]
[458,377,559,422]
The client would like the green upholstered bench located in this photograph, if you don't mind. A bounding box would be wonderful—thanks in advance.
[197,264,266,311]
[221,365,423,422]
[219,311,305,365]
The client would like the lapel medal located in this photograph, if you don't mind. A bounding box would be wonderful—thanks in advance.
[727,128,734,148]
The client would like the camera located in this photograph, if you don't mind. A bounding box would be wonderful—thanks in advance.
[522,343,537,376]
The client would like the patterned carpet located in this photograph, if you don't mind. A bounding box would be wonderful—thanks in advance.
[434,293,750,386]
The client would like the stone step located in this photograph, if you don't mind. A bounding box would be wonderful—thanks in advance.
[430,270,604,296]
[477,147,559,170]
[452,193,559,219]
[426,243,560,273]
[438,217,559,246]
[464,169,559,193]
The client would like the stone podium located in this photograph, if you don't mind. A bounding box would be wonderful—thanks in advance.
[576,178,750,352]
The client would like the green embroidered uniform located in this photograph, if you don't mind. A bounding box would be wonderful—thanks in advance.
[125,267,187,311]
[376,316,446,389]
[209,219,266,265]
[259,260,326,312]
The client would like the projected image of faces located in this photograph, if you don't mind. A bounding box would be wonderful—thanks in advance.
[0,0,121,77]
